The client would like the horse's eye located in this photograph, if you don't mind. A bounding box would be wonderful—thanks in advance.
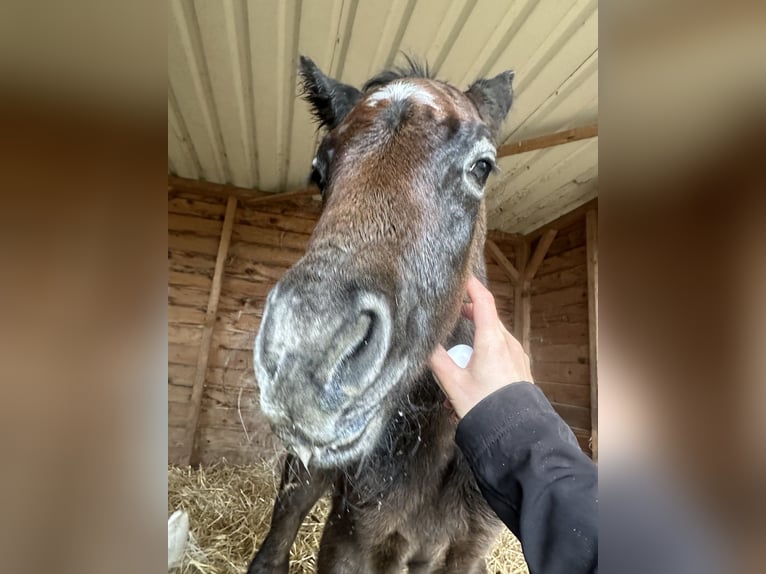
[310,166,324,190]
[310,159,326,193]
[470,158,494,186]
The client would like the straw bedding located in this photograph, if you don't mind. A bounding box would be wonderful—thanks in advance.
[168,460,529,574]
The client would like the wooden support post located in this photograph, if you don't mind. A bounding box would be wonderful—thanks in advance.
[486,229,557,353]
[181,194,238,465]
[485,239,520,285]
[508,230,557,353]
[513,241,530,351]
[523,230,557,281]
[586,209,598,461]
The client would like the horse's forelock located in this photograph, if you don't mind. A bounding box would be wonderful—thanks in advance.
[362,55,432,93]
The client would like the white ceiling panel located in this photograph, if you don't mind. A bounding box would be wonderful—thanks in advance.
[168,0,598,232]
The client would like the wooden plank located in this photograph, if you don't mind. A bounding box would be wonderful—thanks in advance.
[573,428,592,455]
[524,198,597,244]
[497,124,598,158]
[168,342,200,366]
[486,263,515,284]
[531,285,589,309]
[485,240,520,285]
[212,328,256,351]
[524,229,558,281]
[536,381,591,407]
[169,190,229,205]
[217,294,269,315]
[530,302,589,325]
[550,401,591,432]
[544,223,587,256]
[203,384,259,409]
[232,223,311,251]
[229,243,306,268]
[168,270,212,290]
[168,175,319,204]
[168,195,227,219]
[168,213,225,235]
[169,401,191,428]
[168,250,217,274]
[530,343,589,364]
[168,324,203,345]
[586,208,598,461]
[532,361,590,385]
[168,231,221,256]
[208,347,253,371]
[486,230,524,245]
[169,175,266,199]
[535,246,587,277]
[529,322,588,345]
[530,265,587,295]
[194,426,276,451]
[167,284,210,310]
[225,259,288,283]
[216,312,262,334]
[198,404,271,431]
[513,241,530,352]
[168,305,206,325]
[205,366,255,389]
[182,195,238,465]
[243,198,322,220]
[169,364,196,388]
[237,209,317,235]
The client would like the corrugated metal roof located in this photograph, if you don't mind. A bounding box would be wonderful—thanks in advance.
[168,0,598,233]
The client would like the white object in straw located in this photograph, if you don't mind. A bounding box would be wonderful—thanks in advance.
[168,509,189,571]
[447,344,474,368]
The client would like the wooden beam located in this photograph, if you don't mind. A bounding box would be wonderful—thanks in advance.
[523,229,558,281]
[485,239,520,285]
[182,195,238,466]
[586,209,598,461]
[513,241,530,352]
[245,188,319,205]
[497,124,598,158]
[524,198,598,244]
[168,175,318,204]
[486,229,524,245]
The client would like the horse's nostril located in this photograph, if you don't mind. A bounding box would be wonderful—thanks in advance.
[329,295,391,392]
[345,311,376,362]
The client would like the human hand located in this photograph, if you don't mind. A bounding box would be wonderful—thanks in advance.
[429,276,533,419]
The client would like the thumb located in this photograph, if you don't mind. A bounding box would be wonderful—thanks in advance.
[428,344,466,397]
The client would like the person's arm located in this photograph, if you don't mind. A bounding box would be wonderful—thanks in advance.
[429,277,597,574]
[456,382,597,574]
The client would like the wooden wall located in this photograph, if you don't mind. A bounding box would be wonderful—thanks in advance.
[168,188,321,464]
[529,213,593,453]
[168,183,592,465]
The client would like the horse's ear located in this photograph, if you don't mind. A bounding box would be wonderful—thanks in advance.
[465,70,515,139]
[299,55,362,129]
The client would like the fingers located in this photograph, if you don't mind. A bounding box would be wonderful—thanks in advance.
[500,328,534,381]
[428,344,466,398]
[464,277,500,340]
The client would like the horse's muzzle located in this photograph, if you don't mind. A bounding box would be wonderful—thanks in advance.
[253,273,393,453]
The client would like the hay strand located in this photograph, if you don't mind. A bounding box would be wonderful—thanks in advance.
[168,461,528,573]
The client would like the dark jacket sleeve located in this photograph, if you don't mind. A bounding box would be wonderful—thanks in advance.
[455,382,598,574]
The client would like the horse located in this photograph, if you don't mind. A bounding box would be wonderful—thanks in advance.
[248,55,514,574]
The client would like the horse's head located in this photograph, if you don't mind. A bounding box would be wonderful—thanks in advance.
[254,56,514,467]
